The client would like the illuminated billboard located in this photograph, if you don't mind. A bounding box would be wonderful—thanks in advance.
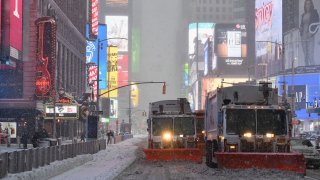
[188,23,214,56]
[131,83,139,107]
[0,122,17,138]
[283,0,320,73]
[118,54,128,87]
[10,0,22,51]
[132,28,140,73]
[102,46,118,98]
[105,16,128,52]
[87,64,98,102]
[213,24,248,76]
[255,0,282,77]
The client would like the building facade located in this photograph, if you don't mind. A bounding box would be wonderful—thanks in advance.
[0,0,87,140]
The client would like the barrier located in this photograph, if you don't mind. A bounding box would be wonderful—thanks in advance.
[0,137,123,178]
[0,153,8,178]
[215,152,306,175]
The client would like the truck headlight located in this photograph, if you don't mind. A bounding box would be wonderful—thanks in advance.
[202,130,205,134]
[266,133,274,138]
[244,132,252,138]
[162,132,172,141]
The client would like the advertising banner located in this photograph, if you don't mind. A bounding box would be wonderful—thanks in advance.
[188,23,214,56]
[131,83,139,107]
[10,0,22,51]
[283,0,320,72]
[87,64,98,102]
[0,122,17,138]
[105,16,128,52]
[118,54,128,87]
[102,46,118,98]
[255,0,282,78]
[213,24,248,76]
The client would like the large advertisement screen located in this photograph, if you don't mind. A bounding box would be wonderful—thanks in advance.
[188,23,214,56]
[284,0,320,73]
[91,0,98,36]
[101,46,118,98]
[105,16,128,52]
[213,24,248,76]
[255,0,283,78]
[10,0,22,51]
[0,122,17,138]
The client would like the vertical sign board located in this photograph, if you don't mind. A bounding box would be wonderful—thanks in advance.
[102,46,118,98]
[131,83,139,107]
[118,54,128,87]
[91,0,98,36]
[98,24,107,90]
[87,64,98,102]
[35,17,57,99]
[10,0,22,51]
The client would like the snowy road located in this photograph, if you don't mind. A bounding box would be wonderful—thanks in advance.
[50,135,147,180]
[116,140,305,180]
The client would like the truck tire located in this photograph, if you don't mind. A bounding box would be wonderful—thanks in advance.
[206,140,217,168]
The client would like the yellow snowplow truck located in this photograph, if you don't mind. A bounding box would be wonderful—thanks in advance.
[204,81,306,175]
[144,98,202,163]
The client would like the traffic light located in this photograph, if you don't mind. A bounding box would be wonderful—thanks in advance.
[162,83,166,94]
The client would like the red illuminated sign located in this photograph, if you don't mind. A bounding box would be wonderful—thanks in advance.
[35,17,57,99]
[87,64,98,101]
[57,98,72,104]
[10,0,22,51]
[91,0,98,36]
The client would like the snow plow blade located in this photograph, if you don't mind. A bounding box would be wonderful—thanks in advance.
[143,148,202,163]
[215,152,306,175]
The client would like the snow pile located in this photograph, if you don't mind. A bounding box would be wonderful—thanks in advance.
[4,135,146,180]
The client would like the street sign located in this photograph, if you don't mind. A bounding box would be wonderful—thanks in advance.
[45,104,79,119]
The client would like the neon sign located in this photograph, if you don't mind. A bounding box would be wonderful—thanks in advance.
[35,17,57,99]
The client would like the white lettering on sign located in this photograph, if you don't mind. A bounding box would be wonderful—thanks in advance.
[13,0,20,18]
[225,59,243,65]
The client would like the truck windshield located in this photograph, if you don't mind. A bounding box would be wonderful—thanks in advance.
[174,117,195,135]
[226,109,256,135]
[257,109,286,135]
[152,117,173,136]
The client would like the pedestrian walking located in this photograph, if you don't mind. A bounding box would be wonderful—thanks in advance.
[107,130,112,145]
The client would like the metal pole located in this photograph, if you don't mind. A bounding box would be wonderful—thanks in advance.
[129,88,132,133]
[97,40,100,112]
[292,59,295,137]
[53,90,56,138]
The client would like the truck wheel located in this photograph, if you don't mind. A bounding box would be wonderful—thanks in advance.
[206,140,217,168]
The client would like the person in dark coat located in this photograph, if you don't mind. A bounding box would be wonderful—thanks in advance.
[107,130,112,145]
[80,132,85,142]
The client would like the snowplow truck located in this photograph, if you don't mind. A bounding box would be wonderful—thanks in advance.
[143,98,202,163]
[204,81,306,175]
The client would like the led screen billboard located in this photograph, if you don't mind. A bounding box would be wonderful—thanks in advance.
[105,16,128,52]
[188,23,214,56]
[213,24,248,76]
[91,0,98,36]
[255,0,283,78]
[283,0,320,73]
[110,99,118,119]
